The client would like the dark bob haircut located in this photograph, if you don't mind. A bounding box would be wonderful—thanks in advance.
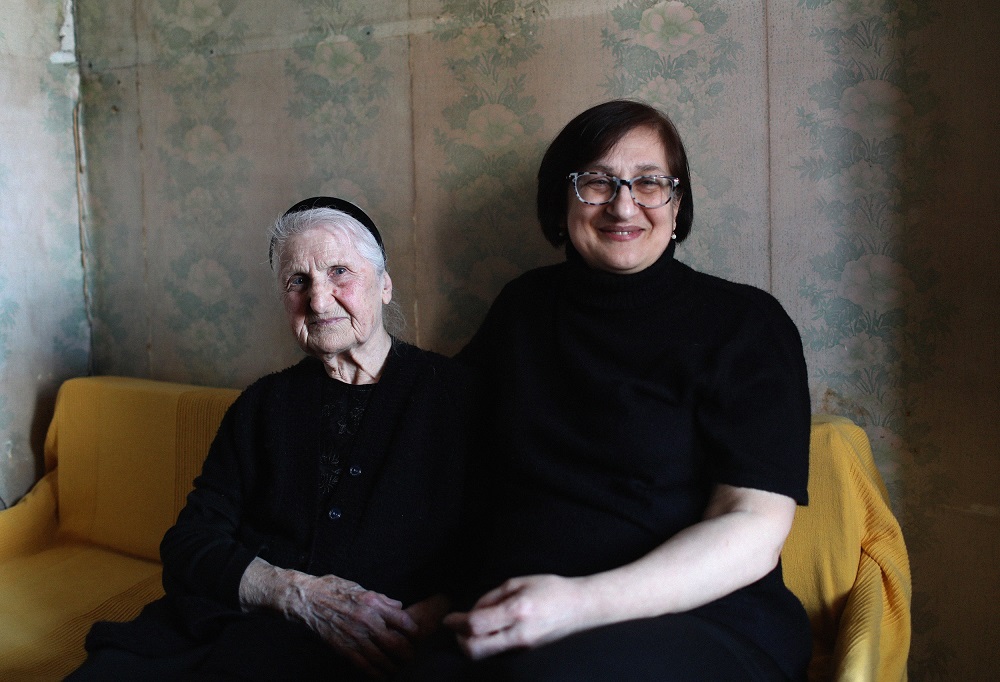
[536,99,694,247]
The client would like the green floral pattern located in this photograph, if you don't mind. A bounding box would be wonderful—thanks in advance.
[603,0,747,275]
[794,0,949,500]
[146,0,259,385]
[428,0,552,352]
[794,1,952,676]
[284,0,393,201]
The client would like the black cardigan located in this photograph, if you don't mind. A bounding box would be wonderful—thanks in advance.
[161,341,474,611]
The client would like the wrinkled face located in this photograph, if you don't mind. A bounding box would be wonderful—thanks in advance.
[566,126,681,275]
[278,225,392,360]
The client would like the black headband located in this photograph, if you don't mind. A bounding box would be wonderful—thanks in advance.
[270,196,385,268]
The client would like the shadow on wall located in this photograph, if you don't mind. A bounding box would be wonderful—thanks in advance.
[29,387,61,484]
[794,6,950,519]
[792,5,957,679]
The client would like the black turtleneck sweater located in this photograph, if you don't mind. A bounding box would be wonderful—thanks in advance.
[459,241,812,678]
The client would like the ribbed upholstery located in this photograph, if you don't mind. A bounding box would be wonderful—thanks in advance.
[0,472,58,561]
[5,572,163,680]
[0,543,162,679]
[174,389,241,516]
[54,378,187,560]
[0,377,239,681]
[783,415,912,681]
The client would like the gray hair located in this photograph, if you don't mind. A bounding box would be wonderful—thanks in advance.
[269,207,405,336]
[270,207,385,275]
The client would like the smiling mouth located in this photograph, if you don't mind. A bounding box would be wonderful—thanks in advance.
[600,226,643,239]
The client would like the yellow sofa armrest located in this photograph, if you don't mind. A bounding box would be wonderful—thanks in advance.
[834,545,911,682]
[783,415,911,682]
[0,376,239,681]
[830,424,912,682]
[0,471,59,562]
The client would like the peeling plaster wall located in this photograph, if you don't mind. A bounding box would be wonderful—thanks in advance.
[0,0,89,507]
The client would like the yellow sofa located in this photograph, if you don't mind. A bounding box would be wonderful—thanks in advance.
[0,377,240,680]
[0,377,911,680]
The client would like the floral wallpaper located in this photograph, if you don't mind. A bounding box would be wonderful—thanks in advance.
[603,0,746,276]
[280,0,415,329]
[787,2,957,675]
[794,1,950,502]
[419,0,554,352]
[284,1,394,195]
[79,0,417,385]
[2,0,996,677]
[149,0,260,386]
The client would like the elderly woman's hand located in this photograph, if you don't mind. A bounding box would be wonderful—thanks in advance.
[240,558,419,678]
[443,574,593,660]
[289,572,420,677]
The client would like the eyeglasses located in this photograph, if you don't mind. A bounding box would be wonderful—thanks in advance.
[567,172,680,209]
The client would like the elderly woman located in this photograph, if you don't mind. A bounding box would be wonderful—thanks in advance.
[413,100,812,681]
[70,197,473,681]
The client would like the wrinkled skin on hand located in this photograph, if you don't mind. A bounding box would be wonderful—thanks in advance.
[286,572,418,678]
[241,560,450,680]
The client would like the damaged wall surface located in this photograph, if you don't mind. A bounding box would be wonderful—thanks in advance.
[0,0,90,510]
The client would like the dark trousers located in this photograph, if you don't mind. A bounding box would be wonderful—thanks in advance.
[398,613,792,682]
[67,609,363,682]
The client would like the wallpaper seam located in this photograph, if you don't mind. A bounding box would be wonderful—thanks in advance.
[763,0,774,294]
[406,0,421,348]
[131,0,152,375]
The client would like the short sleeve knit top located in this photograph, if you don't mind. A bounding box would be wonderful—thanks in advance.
[459,241,812,679]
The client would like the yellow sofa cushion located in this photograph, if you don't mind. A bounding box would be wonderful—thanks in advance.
[0,540,162,680]
[47,377,239,561]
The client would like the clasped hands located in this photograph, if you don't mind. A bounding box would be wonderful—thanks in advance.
[259,565,589,677]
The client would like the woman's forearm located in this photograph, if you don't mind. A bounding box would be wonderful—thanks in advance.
[447,484,797,659]
[579,484,796,627]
